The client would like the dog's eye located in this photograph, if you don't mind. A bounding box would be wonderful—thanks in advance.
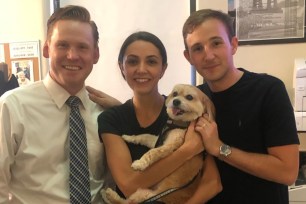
[173,91,178,97]
[186,95,193,100]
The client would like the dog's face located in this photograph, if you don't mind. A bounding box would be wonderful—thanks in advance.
[166,84,215,122]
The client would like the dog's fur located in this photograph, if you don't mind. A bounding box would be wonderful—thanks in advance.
[102,84,215,204]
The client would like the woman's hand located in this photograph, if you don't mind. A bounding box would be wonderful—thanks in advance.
[180,120,205,158]
[86,86,122,109]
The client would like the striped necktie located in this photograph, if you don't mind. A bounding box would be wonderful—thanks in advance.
[66,96,91,204]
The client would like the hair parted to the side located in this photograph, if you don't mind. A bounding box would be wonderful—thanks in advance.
[182,9,235,50]
[46,5,99,47]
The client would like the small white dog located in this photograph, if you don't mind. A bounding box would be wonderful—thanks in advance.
[102,84,215,204]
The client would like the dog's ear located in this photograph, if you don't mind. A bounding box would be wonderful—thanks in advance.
[202,94,215,122]
[165,89,173,106]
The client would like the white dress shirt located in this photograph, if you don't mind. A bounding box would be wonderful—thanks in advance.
[0,74,111,204]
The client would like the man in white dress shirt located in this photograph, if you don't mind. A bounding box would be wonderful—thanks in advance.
[0,5,119,204]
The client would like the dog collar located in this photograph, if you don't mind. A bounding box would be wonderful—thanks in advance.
[166,118,190,129]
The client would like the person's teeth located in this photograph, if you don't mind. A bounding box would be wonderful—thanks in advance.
[65,66,79,70]
[136,79,149,82]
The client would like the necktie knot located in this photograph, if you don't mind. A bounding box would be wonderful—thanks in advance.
[66,96,81,108]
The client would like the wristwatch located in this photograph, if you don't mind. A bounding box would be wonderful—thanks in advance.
[219,144,232,158]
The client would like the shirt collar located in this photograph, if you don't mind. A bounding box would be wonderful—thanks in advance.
[43,73,89,110]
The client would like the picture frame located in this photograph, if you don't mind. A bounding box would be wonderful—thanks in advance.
[0,40,41,82]
[228,0,306,45]
[11,59,34,87]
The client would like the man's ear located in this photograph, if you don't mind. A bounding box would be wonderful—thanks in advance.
[93,47,100,64]
[43,41,49,58]
[231,37,238,55]
[183,50,192,65]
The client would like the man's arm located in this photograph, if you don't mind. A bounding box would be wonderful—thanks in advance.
[0,101,12,203]
[196,118,300,186]
[86,86,122,108]
[218,144,299,185]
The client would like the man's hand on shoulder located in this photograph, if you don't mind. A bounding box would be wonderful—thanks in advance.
[86,86,122,109]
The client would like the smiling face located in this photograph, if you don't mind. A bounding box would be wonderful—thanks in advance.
[184,18,238,88]
[43,20,99,95]
[120,40,166,96]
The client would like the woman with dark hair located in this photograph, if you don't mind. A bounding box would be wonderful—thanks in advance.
[97,31,221,203]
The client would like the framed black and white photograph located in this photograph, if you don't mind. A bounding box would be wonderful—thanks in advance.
[228,0,306,45]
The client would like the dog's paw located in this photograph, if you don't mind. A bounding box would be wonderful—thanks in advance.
[131,159,148,171]
[101,188,111,204]
[122,135,133,143]
[101,188,124,204]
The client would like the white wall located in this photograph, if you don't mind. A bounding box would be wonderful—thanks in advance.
[60,0,192,102]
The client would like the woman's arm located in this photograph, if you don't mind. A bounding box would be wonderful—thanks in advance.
[185,155,222,204]
[102,121,204,197]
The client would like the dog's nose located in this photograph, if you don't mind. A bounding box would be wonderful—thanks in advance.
[173,99,181,107]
